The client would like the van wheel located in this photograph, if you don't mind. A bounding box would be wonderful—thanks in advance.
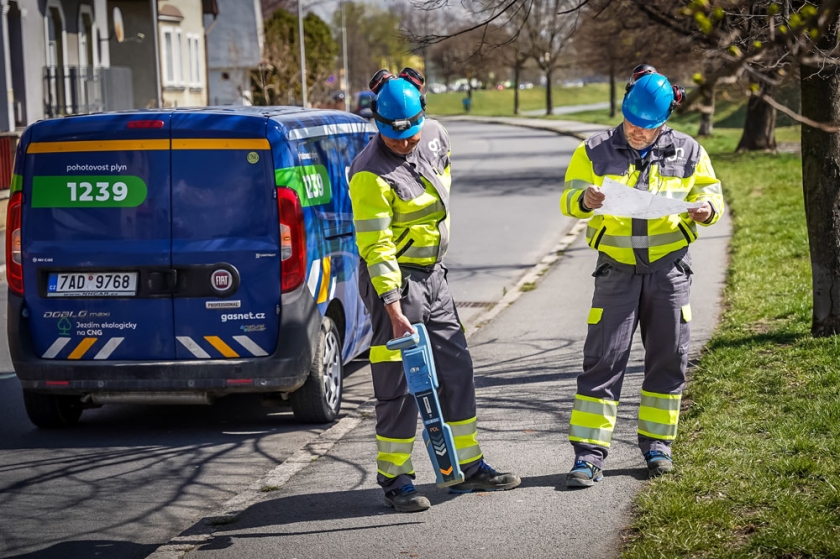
[290,316,343,423]
[22,390,83,429]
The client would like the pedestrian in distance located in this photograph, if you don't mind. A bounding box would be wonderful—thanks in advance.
[348,68,521,512]
[559,64,725,487]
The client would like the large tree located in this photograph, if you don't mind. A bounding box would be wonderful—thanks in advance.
[667,1,840,335]
[800,8,840,335]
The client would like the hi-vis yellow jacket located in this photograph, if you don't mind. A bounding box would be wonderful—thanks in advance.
[349,119,452,304]
[561,125,724,267]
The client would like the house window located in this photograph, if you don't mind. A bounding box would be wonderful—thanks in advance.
[161,26,183,87]
[187,34,202,88]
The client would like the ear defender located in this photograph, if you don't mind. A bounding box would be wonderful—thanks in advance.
[625,64,657,93]
[399,67,427,111]
[671,85,686,111]
[369,69,395,115]
[369,69,395,94]
[399,68,425,90]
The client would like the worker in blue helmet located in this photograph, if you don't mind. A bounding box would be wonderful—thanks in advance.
[349,68,521,513]
[559,65,725,487]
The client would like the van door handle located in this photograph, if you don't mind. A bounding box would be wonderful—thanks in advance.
[165,269,179,291]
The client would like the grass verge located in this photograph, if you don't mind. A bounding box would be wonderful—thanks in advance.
[426,83,610,116]
[619,126,840,557]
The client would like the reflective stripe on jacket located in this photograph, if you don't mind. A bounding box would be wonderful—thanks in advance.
[349,119,452,303]
[561,125,724,266]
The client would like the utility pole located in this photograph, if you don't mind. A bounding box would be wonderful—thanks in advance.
[341,1,349,108]
[298,0,308,107]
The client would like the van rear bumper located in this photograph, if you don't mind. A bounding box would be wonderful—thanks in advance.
[8,283,321,396]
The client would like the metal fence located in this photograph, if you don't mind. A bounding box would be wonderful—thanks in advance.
[43,66,134,118]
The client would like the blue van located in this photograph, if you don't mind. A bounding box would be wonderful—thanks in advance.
[6,107,374,428]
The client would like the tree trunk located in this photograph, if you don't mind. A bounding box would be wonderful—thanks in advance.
[697,85,715,136]
[802,25,840,337]
[609,63,616,118]
[545,67,553,116]
[736,83,777,152]
[514,64,521,115]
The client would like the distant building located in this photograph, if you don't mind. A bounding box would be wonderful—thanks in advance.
[157,0,210,108]
[204,0,263,105]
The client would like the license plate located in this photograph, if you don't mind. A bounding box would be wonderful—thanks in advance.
[47,272,139,297]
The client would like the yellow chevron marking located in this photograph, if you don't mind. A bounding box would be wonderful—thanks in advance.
[172,138,270,150]
[204,336,240,358]
[28,140,170,153]
[317,257,331,304]
[68,338,97,360]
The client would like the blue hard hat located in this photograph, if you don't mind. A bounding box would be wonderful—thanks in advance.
[622,73,675,129]
[372,78,425,139]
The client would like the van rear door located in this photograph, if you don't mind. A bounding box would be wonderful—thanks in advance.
[22,114,175,360]
[170,113,279,360]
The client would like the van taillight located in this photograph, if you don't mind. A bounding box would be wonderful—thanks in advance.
[277,187,306,292]
[5,191,22,296]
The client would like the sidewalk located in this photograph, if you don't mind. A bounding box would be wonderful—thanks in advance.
[149,119,732,559]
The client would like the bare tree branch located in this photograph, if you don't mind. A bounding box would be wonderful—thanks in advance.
[558,0,589,16]
[407,0,523,48]
[757,90,840,133]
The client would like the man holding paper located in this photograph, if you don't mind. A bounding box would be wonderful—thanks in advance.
[559,65,724,487]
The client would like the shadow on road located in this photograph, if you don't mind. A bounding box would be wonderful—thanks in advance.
[3,540,159,559]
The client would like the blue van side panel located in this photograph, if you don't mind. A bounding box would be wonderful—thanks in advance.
[22,114,176,360]
[267,113,374,362]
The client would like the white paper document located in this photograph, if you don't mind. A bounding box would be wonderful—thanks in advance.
[593,178,703,219]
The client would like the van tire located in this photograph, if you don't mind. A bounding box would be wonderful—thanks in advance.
[22,390,83,428]
[290,316,343,424]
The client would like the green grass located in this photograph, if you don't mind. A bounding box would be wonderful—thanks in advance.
[426,83,610,116]
[617,121,840,558]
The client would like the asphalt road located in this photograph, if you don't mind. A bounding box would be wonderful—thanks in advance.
[0,121,581,559]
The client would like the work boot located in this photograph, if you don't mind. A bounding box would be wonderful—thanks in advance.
[383,484,431,513]
[566,459,603,488]
[449,460,521,493]
[644,450,674,478]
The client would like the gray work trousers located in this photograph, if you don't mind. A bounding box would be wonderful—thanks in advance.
[359,263,481,492]
[573,253,692,469]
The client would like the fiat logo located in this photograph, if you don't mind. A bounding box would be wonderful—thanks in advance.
[211,269,233,292]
